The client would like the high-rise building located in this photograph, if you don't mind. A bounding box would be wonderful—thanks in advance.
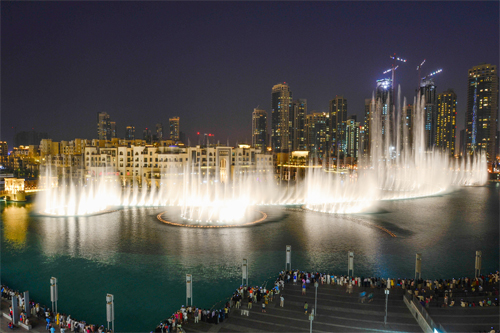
[110,121,116,139]
[419,79,438,149]
[97,112,112,140]
[459,129,466,157]
[169,117,180,141]
[125,126,135,140]
[375,78,393,139]
[143,128,152,143]
[252,108,267,151]
[292,99,307,151]
[436,89,457,155]
[156,123,163,141]
[401,104,413,150]
[329,96,347,158]
[271,83,293,152]
[305,112,328,159]
[345,115,360,161]
[0,141,8,165]
[14,130,49,147]
[363,98,372,156]
[465,63,499,164]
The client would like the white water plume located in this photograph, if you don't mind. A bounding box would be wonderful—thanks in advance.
[36,87,487,220]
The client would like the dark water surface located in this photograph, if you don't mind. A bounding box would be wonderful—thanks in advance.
[1,184,499,332]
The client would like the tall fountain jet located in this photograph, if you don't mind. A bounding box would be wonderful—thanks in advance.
[37,86,487,220]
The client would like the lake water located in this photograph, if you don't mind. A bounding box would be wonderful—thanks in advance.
[1,184,498,332]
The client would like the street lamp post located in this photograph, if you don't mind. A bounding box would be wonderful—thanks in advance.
[50,277,58,314]
[286,245,292,271]
[415,253,422,280]
[348,251,354,276]
[475,251,482,278]
[242,259,248,286]
[106,294,114,332]
[309,308,314,333]
[186,274,193,307]
[384,289,389,325]
[314,281,318,316]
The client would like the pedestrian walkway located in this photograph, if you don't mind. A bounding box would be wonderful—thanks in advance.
[1,298,53,333]
[427,303,499,332]
[184,282,421,332]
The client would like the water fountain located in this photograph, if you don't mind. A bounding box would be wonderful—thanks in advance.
[36,88,488,221]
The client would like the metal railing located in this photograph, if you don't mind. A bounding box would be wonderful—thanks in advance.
[404,291,447,333]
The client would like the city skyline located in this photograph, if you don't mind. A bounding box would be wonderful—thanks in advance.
[2,1,499,149]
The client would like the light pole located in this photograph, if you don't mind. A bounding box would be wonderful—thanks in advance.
[242,259,248,286]
[186,274,193,307]
[286,245,292,271]
[106,294,114,332]
[415,253,422,280]
[309,308,314,333]
[348,251,354,277]
[314,281,318,316]
[475,251,482,278]
[24,291,31,318]
[50,277,58,314]
[384,289,389,325]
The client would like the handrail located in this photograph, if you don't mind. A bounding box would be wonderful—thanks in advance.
[404,291,447,333]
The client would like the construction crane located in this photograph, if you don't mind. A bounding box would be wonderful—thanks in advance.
[386,53,408,109]
[383,66,398,75]
[422,68,443,81]
[416,59,426,88]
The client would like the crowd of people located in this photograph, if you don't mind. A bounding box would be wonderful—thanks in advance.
[154,270,499,332]
[1,284,112,333]
[3,269,499,333]
[153,282,284,332]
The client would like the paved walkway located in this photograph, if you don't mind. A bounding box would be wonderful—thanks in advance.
[183,282,420,332]
[1,298,61,333]
[427,300,499,332]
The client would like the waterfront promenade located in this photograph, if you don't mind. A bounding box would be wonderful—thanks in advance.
[177,272,499,333]
[2,271,498,332]
[182,282,420,332]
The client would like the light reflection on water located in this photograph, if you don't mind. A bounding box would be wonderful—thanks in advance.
[1,185,498,332]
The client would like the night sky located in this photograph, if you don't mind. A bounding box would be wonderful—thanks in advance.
[2,1,498,149]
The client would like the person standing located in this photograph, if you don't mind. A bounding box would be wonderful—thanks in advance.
[304,302,308,314]
[280,295,284,307]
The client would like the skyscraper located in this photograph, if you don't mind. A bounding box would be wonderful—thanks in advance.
[345,115,360,161]
[329,96,347,159]
[97,112,112,140]
[375,78,392,137]
[143,128,152,143]
[372,78,394,159]
[156,123,163,141]
[465,63,499,164]
[305,112,328,159]
[125,126,135,140]
[169,117,180,141]
[252,108,267,151]
[271,83,293,152]
[110,121,117,139]
[419,79,438,150]
[363,98,372,156]
[292,99,307,151]
[436,89,457,156]
[402,103,413,149]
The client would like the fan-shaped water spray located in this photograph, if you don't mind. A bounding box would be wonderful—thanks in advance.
[36,88,487,221]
